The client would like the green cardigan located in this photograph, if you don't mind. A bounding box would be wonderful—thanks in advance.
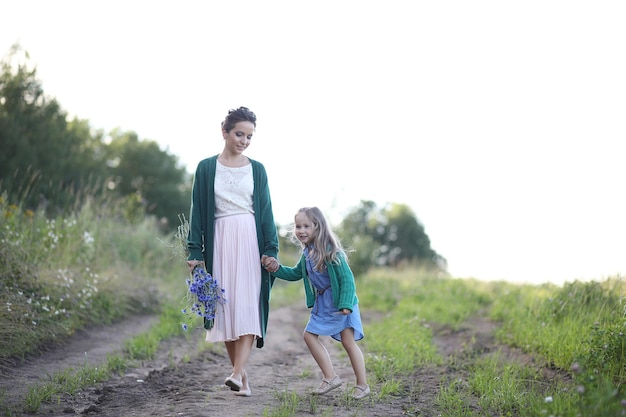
[273,252,359,312]
[187,155,279,348]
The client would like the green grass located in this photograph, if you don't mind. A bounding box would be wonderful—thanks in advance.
[487,277,626,415]
[22,356,120,413]
[0,192,184,364]
[2,189,625,416]
[0,190,189,414]
[10,298,197,414]
[265,391,302,416]
[360,269,496,379]
[436,350,581,417]
[358,268,626,415]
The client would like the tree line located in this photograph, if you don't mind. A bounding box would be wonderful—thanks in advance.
[0,43,446,275]
[0,44,190,227]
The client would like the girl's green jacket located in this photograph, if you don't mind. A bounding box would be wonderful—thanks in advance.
[187,155,279,348]
[273,252,359,312]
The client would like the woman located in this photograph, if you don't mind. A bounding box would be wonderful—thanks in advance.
[186,106,279,397]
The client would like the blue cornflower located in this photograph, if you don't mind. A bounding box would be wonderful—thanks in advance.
[181,266,226,331]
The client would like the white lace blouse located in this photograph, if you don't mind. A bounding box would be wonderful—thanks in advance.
[214,161,255,218]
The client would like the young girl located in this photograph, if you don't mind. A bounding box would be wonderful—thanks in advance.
[262,207,370,399]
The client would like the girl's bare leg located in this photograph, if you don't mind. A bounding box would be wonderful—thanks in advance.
[340,328,367,387]
[304,331,336,380]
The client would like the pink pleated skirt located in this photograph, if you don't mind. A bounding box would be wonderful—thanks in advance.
[206,213,262,343]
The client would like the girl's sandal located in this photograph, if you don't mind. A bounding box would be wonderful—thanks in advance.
[313,375,342,395]
[352,384,370,399]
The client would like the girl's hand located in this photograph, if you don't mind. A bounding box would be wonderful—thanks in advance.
[340,308,351,315]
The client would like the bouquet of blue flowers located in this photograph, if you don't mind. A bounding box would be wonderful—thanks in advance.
[167,215,226,331]
[181,265,225,331]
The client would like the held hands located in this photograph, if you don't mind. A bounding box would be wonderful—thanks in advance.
[261,255,279,273]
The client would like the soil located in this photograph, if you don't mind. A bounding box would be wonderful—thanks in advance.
[0,302,555,417]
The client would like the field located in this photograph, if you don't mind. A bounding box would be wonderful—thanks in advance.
[1,195,625,416]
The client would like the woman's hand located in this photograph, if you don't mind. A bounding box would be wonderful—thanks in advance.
[186,260,204,272]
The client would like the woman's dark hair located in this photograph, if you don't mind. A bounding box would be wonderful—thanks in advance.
[222,106,257,132]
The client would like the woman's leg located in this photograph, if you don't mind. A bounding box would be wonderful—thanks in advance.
[225,334,255,381]
[340,328,367,387]
[225,341,236,367]
[304,330,336,379]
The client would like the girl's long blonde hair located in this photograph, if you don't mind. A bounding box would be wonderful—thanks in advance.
[289,207,347,272]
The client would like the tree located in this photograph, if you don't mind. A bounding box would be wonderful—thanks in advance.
[338,200,447,275]
[380,203,445,267]
[105,130,191,226]
[0,44,107,211]
[1,44,190,227]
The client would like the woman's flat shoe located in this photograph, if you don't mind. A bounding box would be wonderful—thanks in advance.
[313,375,342,395]
[235,371,251,396]
[235,388,251,397]
[225,375,243,391]
[352,384,370,399]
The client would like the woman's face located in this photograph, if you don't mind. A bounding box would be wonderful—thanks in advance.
[294,212,316,245]
[222,121,255,155]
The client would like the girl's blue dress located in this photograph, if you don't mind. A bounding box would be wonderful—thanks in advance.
[303,248,364,342]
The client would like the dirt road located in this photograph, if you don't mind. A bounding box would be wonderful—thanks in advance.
[1,301,510,416]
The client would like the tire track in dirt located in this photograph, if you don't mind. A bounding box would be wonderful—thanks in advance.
[0,314,159,413]
[41,304,402,416]
[1,303,532,416]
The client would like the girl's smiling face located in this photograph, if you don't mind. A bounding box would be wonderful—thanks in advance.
[294,212,316,245]
[222,121,255,155]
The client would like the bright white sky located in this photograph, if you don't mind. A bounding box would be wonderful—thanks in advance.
[3,1,625,285]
